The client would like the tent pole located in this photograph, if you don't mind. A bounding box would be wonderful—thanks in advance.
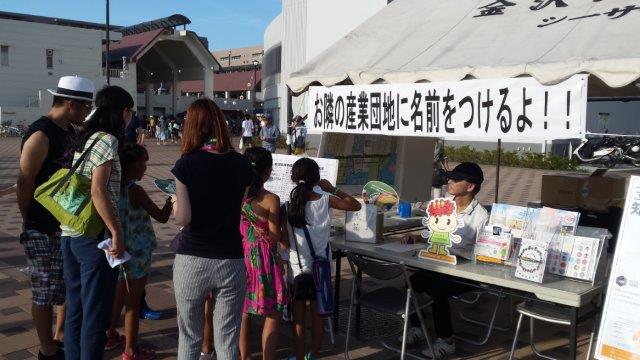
[287,87,293,155]
[495,139,501,204]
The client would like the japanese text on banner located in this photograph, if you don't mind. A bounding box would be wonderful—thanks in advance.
[308,75,587,140]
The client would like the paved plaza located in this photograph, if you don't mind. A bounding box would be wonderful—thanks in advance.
[0,137,626,359]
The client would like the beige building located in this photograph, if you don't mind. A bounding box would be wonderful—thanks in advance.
[212,45,263,69]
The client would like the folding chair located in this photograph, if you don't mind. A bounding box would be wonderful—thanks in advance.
[508,302,595,360]
[453,289,513,345]
[344,252,436,360]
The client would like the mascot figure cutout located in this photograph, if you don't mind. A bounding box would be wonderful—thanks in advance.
[418,198,463,265]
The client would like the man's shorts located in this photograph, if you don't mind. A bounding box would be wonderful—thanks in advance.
[20,230,65,306]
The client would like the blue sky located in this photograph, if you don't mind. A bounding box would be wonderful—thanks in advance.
[0,0,281,50]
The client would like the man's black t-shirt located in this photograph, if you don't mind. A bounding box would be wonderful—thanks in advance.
[21,117,76,234]
[171,150,253,259]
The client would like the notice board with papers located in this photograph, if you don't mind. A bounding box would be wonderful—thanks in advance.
[596,175,640,360]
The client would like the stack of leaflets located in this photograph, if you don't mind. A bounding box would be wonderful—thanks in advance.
[475,228,513,264]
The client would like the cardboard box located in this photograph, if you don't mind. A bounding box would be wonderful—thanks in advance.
[541,174,585,209]
[541,170,627,211]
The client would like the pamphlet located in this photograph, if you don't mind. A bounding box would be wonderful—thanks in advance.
[515,238,549,283]
[97,238,131,268]
[536,207,580,236]
[547,234,601,281]
[475,229,513,264]
[489,203,539,238]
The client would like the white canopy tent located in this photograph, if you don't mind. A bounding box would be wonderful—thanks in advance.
[287,0,640,97]
[284,0,640,202]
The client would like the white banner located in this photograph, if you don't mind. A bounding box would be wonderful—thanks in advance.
[308,75,587,140]
[264,154,339,203]
[596,175,640,360]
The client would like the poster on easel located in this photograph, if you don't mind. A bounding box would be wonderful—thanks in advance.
[596,176,640,360]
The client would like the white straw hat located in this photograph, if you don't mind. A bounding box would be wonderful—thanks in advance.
[47,76,95,102]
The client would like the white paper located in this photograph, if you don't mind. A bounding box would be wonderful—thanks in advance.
[376,242,426,253]
[97,239,131,268]
[264,154,339,203]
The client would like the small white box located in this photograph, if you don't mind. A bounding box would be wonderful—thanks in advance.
[345,201,381,243]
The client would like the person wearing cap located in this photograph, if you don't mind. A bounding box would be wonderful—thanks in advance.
[17,76,95,360]
[259,115,280,154]
[404,162,489,358]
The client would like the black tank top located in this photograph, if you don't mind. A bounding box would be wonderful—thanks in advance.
[21,117,76,234]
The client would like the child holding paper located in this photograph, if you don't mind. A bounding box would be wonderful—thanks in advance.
[105,144,172,360]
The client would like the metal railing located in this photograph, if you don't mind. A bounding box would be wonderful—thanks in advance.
[102,68,127,79]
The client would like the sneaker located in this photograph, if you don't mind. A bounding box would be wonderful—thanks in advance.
[304,353,319,360]
[421,338,456,359]
[38,349,64,360]
[122,348,156,360]
[397,326,424,345]
[139,304,163,320]
[199,352,214,360]
[105,331,125,350]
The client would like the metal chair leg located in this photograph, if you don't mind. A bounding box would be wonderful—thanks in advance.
[343,278,357,360]
[327,317,335,346]
[508,313,525,360]
[400,290,412,360]
[529,317,558,360]
[455,292,505,345]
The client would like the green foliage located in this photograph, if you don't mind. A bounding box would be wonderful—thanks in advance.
[444,146,580,171]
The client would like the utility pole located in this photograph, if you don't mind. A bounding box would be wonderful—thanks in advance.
[105,0,110,85]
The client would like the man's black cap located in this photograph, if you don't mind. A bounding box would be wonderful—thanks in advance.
[446,162,484,185]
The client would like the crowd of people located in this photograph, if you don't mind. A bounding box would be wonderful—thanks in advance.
[13,76,341,360]
[12,75,486,360]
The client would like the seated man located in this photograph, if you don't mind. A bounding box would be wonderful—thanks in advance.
[405,162,489,358]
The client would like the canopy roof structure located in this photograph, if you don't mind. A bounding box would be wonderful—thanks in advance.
[287,0,640,96]
[118,14,191,36]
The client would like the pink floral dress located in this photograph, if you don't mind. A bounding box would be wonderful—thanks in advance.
[240,198,287,315]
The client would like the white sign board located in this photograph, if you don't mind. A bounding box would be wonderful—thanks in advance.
[308,75,587,141]
[596,176,640,360]
[264,154,339,202]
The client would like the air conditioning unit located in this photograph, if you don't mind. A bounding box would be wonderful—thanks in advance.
[46,49,54,56]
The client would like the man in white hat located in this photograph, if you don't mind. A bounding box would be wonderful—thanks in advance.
[17,76,94,360]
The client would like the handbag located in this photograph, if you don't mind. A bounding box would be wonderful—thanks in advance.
[289,211,334,317]
[34,133,106,237]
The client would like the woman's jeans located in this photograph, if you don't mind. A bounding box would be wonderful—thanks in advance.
[61,235,118,360]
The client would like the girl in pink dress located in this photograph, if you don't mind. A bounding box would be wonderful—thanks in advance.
[239,147,288,360]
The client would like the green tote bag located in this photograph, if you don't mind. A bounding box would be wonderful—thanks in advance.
[34,134,106,237]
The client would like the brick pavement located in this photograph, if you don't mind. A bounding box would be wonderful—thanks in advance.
[0,136,603,359]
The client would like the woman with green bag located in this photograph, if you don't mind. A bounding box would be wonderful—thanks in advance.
[59,86,133,360]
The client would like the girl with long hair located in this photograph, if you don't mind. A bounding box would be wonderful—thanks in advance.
[59,85,133,359]
[171,98,253,359]
[285,158,361,360]
[239,147,288,360]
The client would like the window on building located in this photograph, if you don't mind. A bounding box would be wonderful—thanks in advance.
[46,49,54,69]
[220,56,229,61]
[231,55,241,61]
[0,45,8,67]
[252,52,262,58]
